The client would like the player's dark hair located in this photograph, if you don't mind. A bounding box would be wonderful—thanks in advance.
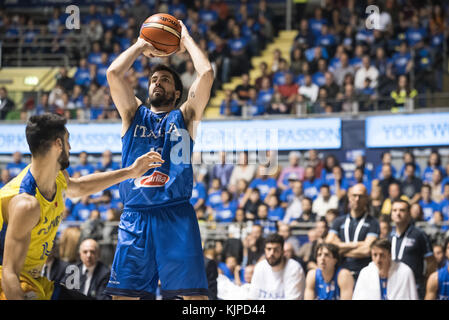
[264,233,284,248]
[370,238,392,253]
[148,64,183,107]
[26,113,67,157]
[316,242,340,264]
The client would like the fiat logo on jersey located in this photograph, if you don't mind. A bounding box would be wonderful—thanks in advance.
[134,171,170,188]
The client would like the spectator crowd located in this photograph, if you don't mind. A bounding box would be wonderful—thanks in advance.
[0,0,275,120]
[220,0,448,117]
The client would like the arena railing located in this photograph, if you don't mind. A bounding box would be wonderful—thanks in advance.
[0,32,90,67]
[58,219,449,247]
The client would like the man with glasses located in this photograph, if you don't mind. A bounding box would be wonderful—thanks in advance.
[326,184,380,281]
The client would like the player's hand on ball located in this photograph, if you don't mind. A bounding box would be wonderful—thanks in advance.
[137,37,168,58]
[177,20,189,54]
[129,151,164,178]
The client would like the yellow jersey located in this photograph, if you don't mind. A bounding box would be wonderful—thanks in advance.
[0,165,67,299]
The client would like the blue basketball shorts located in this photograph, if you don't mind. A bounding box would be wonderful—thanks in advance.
[104,200,208,298]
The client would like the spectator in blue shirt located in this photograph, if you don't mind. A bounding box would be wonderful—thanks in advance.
[73,151,95,177]
[391,42,413,76]
[398,151,421,180]
[312,59,327,87]
[349,45,365,70]
[206,178,224,212]
[248,165,277,201]
[374,151,397,180]
[220,89,241,116]
[74,58,92,88]
[244,87,265,116]
[71,195,96,221]
[47,7,67,34]
[83,4,102,25]
[96,149,120,172]
[266,194,285,223]
[169,0,187,19]
[96,53,110,87]
[215,190,238,223]
[101,6,121,31]
[327,166,349,201]
[438,183,449,222]
[6,151,27,178]
[315,24,336,51]
[87,42,103,66]
[419,184,440,222]
[256,76,275,111]
[191,179,207,210]
[348,167,372,195]
[308,7,327,36]
[303,165,323,200]
[228,24,250,76]
[320,154,339,182]
[405,15,427,48]
[422,151,444,184]
[272,58,289,86]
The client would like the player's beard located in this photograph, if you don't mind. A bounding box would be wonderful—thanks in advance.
[150,87,175,108]
[267,255,283,267]
[58,143,70,171]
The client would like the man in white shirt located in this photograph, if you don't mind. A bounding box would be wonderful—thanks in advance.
[354,55,379,90]
[312,184,339,218]
[248,233,305,300]
[353,239,418,300]
[298,74,319,103]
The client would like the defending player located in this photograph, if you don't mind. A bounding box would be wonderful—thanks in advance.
[0,113,163,300]
[104,20,214,300]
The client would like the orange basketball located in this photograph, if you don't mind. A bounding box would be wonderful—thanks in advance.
[139,13,182,55]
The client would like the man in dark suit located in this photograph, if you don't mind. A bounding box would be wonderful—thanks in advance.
[74,238,111,300]
[0,87,15,120]
[41,244,70,286]
[204,256,218,300]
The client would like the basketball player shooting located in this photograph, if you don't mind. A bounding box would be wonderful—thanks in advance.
[104,17,214,300]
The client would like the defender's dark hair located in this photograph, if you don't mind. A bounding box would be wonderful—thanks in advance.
[264,233,284,248]
[26,113,67,157]
[148,64,184,107]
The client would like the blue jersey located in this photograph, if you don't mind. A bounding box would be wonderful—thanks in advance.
[206,190,222,210]
[437,265,449,300]
[190,181,207,207]
[303,178,322,200]
[250,178,277,201]
[315,268,340,300]
[419,199,440,221]
[380,278,388,300]
[119,106,194,210]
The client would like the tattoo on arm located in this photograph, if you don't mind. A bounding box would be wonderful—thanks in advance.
[190,91,195,98]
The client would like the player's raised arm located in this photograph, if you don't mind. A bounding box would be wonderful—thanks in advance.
[178,20,214,137]
[2,195,40,300]
[64,151,164,199]
[107,38,165,136]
